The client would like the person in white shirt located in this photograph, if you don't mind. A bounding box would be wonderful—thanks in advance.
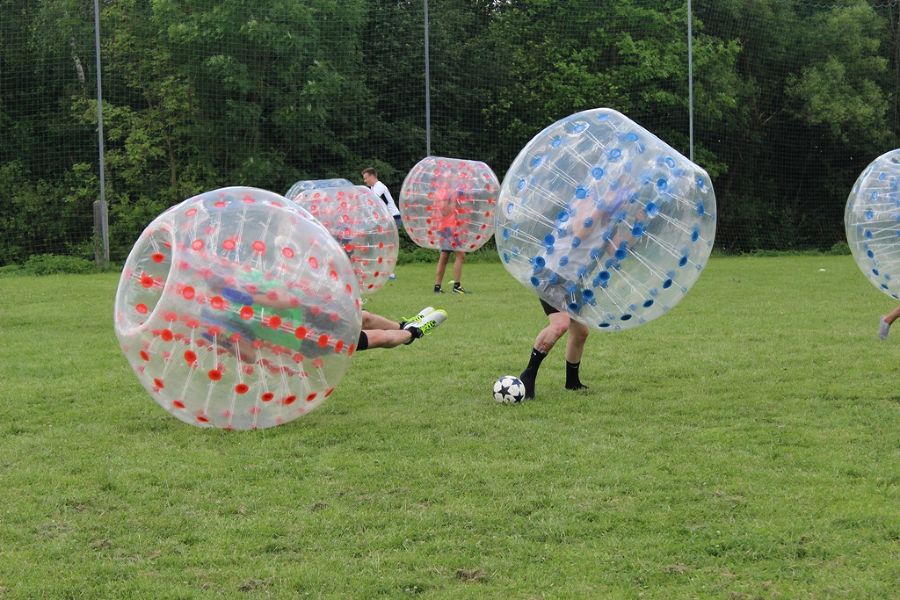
[362,167,401,223]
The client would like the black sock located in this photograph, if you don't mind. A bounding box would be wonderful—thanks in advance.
[453,281,461,290]
[565,360,587,390]
[519,348,547,399]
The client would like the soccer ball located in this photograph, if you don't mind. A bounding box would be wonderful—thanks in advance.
[493,375,526,404]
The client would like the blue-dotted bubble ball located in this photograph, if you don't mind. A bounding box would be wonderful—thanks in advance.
[285,178,352,201]
[496,108,717,331]
[845,149,900,299]
[493,375,526,405]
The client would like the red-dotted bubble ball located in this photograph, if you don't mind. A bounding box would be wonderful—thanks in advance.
[400,156,499,252]
[114,186,362,430]
[292,183,398,295]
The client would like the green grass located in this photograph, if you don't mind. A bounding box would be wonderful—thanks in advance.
[0,256,897,599]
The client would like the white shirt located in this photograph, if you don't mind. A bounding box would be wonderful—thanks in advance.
[369,180,401,218]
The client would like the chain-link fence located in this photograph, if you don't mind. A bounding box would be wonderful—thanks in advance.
[2,0,898,265]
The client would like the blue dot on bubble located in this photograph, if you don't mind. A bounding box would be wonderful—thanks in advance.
[691,228,700,242]
[632,223,645,237]
[697,202,705,217]
[643,299,654,308]
[599,322,610,328]
[657,178,668,191]
[663,278,673,289]
[516,179,526,191]
[865,209,874,220]
[583,290,595,301]
[532,256,546,269]
[621,314,632,321]
[646,202,658,217]
[867,250,874,258]
[551,136,562,148]
[572,236,581,248]
[609,148,622,160]
[615,247,628,260]
[530,155,543,168]
[624,132,639,142]
[575,186,587,199]
[559,256,569,267]
[679,255,689,267]
[544,234,555,247]
[502,253,510,264]
[592,167,605,179]
[530,276,540,287]
[502,228,510,241]
[549,273,559,285]
[865,230,873,239]
[665,157,676,169]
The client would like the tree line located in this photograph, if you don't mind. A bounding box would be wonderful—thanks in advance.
[1,0,898,264]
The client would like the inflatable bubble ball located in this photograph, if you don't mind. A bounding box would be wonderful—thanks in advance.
[845,149,900,299]
[114,186,362,430]
[399,156,499,252]
[496,108,717,331]
[285,178,352,200]
[293,183,399,294]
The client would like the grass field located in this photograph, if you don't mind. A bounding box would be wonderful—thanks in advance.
[0,256,897,599]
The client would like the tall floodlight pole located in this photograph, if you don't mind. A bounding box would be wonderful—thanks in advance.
[93,0,109,267]
[687,0,695,162]
[424,0,432,156]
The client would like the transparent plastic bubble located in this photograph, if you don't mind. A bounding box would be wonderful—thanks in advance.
[845,149,900,299]
[496,108,717,331]
[285,178,352,201]
[114,187,362,430]
[293,183,399,294]
[399,156,499,251]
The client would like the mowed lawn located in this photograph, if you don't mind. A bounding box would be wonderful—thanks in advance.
[0,256,897,599]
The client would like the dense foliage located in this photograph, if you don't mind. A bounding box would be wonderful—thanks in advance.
[1,0,898,263]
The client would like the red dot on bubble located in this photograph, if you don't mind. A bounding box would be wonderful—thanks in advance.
[210,296,226,310]
[140,350,150,362]
[214,200,226,208]
[292,352,304,363]
[261,392,275,402]
[140,274,154,289]
[252,240,266,253]
[308,256,319,269]
[312,358,324,369]
[151,252,165,263]
[267,315,282,329]
[306,392,317,402]
[208,369,222,381]
[153,378,164,389]
[223,239,236,251]
[295,326,308,340]
[185,208,197,217]
[235,383,249,395]
[282,247,295,259]
[318,334,329,348]
[242,195,255,204]
[182,286,195,300]
[184,350,197,364]
[163,311,178,322]
[283,395,297,406]
[136,303,148,314]
[240,306,254,320]
[334,340,344,353]
[161,329,174,342]
[191,239,204,251]
[196,414,209,423]
[173,399,185,410]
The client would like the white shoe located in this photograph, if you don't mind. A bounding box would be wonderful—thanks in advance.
[403,308,447,342]
[403,306,434,326]
[879,317,891,340]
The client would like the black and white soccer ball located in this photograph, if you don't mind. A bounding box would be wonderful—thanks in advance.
[492,375,526,404]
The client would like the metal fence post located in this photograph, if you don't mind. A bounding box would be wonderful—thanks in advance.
[93,0,109,267]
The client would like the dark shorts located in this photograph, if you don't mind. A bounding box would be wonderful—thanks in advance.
[540,298,561,316]
[357,330,369,351]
